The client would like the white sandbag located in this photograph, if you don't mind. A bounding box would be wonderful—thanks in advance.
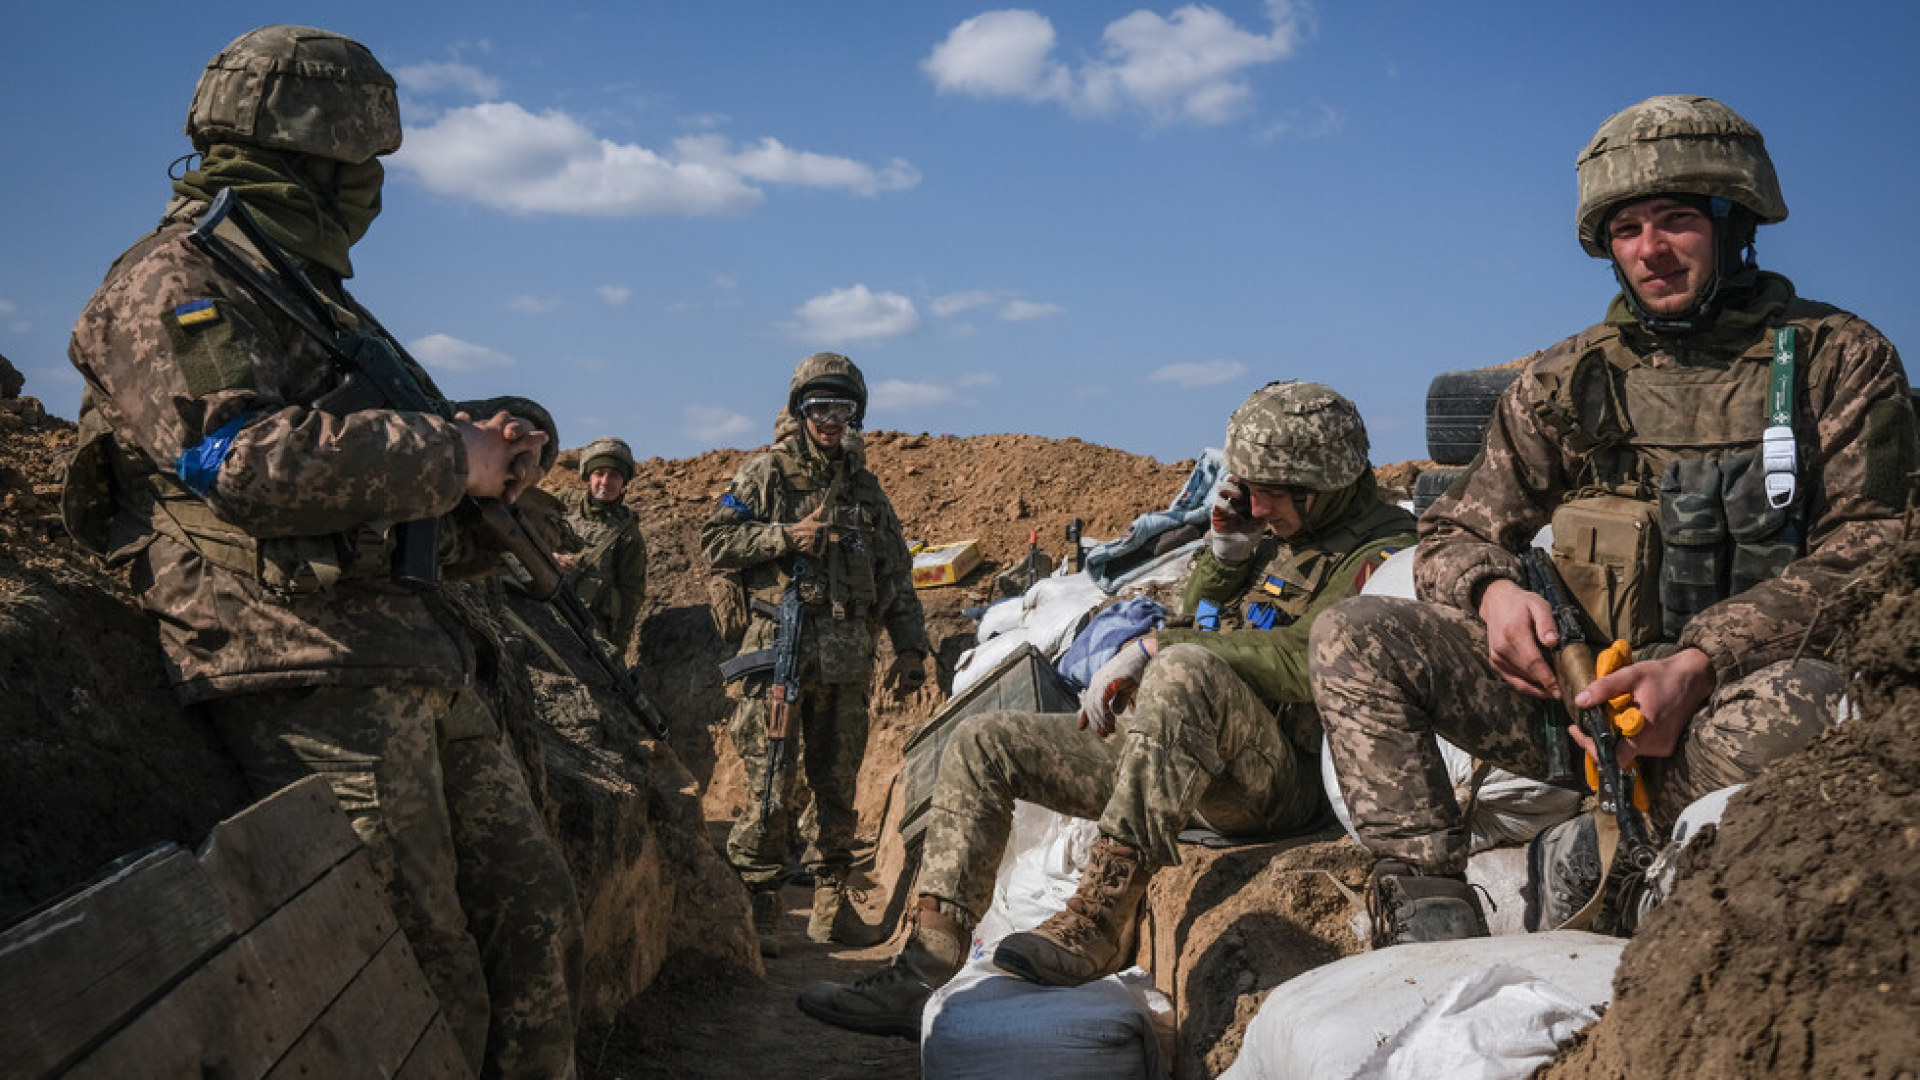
[1221,931,1623,1080]
[1465,845,1531,937]
[976,596,1025,642]
[952,630,1034,698]
[973,799,1101,947]
[1023,574,1111,660]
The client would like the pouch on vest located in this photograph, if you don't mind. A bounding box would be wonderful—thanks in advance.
[1658,458,1729,639]
[61,414,124,559]
[707,570,751,645]
[1550,494,1663,648]
[1720,447,1803,595]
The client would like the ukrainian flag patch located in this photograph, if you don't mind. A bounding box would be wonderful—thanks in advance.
[174,299,221,328]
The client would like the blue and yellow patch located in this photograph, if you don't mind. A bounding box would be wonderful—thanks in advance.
[173,299,221,328]
[1258,574,1286,597]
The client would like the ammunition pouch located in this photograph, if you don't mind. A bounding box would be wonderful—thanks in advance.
[1551,492,1663,648]
[1657,448,1803,638]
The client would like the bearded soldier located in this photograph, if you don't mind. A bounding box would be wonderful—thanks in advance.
[701,353,931,956]
[1312,96,1915,945]
[798,381,1415,1039]
[63,26,582,1077]
[558,436,648,657]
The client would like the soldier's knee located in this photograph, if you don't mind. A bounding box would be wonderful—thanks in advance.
[1309,595,1386,667]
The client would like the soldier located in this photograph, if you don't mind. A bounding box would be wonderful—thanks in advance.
[556,436,648,657]
[700,352,931,956]
[798,381,1415,1039]
[1311,95,1915,945]
[62,26,583,1077]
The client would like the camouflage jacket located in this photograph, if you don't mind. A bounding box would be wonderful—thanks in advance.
[1160,497,1414,718]
[699,431,928,685]
[66,197,555,702]
[563,488,647,652]
[1417,274,1915,687]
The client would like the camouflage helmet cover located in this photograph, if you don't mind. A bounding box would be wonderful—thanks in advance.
[579,436,636,483]
[1575,94,1786,257]
[787,352,868,426]
[1223,380,1370,491]
[186,25,402,164]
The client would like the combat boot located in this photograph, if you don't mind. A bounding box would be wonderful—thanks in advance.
[1366,859,1489,948]
[993,836,1150,987]
[751,888,783,958]
[796,897,968,1039]
[807,875,887,947]
[1524,814,1603,932]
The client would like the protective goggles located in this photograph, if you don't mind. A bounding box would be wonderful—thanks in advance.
[800,398,858,424]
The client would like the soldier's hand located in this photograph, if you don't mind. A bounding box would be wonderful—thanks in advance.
[1208,478,1262,564]
[786,503,829,554]
[1078,636,1153,738]
[884,651,928,701]
[553,551,578,573]
[1573,647,1714,770]
[1478,578,1560,700]
[456,410,551,502]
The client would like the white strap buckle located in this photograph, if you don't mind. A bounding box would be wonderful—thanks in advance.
[1762,425,1797,509]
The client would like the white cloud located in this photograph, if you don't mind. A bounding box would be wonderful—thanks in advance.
[1149,359,1247,387]
[788,285,920,344]
[930,289,1002,317]
[924,1,1303,125]
[597,285,633,307]
[684,405,756,443]
[407,333,516,373]
[394,61,502,100]
[508,294,560,314]
[391,103,917,217]
[674,135,920,196]
[869,379,960,412]
[998,300,1064,321]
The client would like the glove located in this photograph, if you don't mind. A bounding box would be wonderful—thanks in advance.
[1078,637,1151,737]
[786,503,828,554]
[1208,479,1262,564]
[884,652,928,700]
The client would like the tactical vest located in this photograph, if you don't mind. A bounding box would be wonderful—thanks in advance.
[1528,299,1845,642]
[766,446,881,622]
[1210,499,1411,630]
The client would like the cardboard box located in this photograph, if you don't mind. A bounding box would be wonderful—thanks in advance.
[910,539,982,589]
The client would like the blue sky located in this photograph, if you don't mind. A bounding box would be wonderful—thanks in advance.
[3,2,1914,467]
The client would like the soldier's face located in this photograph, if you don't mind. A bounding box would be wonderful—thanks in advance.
[588,467,627,503]
[806,414,847,450]
[1243,480,1312,539]
[1607,197,1716,315]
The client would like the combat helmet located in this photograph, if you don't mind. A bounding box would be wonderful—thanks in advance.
[1575,94,1785,258]
[787,352,868,428]
[186,25,401,164]
[579,436,636,483]
[1223,381,1370,491]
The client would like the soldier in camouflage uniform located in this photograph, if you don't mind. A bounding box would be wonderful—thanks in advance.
[1312,95,1916,946]
[557,436,647,657]
[62,26,583,1078]
[700,353,931,956]
[798,381,1415,1039]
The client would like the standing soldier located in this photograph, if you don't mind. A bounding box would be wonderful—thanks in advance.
[62,26,583,1077]
[701,353,931,956]
[558,436,648,658]
[798,381,1414,1039]
[1312,95,1915,946]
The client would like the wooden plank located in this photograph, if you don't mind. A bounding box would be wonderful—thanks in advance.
[197,775,361,934]
[0,845,233,1078]
[394,1012,475,1080]
[68,847,396,1080]
[264,932,463,1080]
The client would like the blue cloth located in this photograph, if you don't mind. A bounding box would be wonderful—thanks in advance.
[1083,449,1223,592]
[1056,595,1166,691]
[174,412,253,496]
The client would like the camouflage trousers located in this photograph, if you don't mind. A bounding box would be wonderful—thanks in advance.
[727,677,872,891]
[208,684,583,1080]
[919,644,1324,922]
[1310,596,1844,875]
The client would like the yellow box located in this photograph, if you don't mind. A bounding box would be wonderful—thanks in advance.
[911,539,982,589]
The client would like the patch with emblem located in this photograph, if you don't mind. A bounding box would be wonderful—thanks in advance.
[173,299,221,327]
[164,298,251,397]
[1353,551,1393,591]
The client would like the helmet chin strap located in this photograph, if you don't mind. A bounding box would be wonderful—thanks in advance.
[1612,196,1755,336]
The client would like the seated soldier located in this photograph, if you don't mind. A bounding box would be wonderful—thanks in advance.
[796,380,1416,1039]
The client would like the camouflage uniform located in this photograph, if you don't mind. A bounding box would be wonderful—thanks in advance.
[701,414,928,889]
[562,487,647,654]
[920,492,1411,921]
[63,26,581,1078]
[1314,98,1915,881]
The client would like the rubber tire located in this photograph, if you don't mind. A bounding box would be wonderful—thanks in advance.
[1413,466,1467,517]
[1426,368,1520,466]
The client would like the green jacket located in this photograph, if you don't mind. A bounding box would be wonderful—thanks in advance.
[563,488,647,653]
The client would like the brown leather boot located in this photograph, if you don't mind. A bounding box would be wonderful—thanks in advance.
[808,875,888,947]
[752,888,784,958]
[795,896,968,1039]
[1366,859,1489,948]
[992,836,1150,987]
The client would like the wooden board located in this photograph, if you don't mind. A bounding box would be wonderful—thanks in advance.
[197,775,361,933]
[0,845,233,1078]
[264,932,453,1080]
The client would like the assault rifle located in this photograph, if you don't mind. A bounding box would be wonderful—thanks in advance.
[188,188,669,740]
[717,580,805,830]
[1521,549,1657,870]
